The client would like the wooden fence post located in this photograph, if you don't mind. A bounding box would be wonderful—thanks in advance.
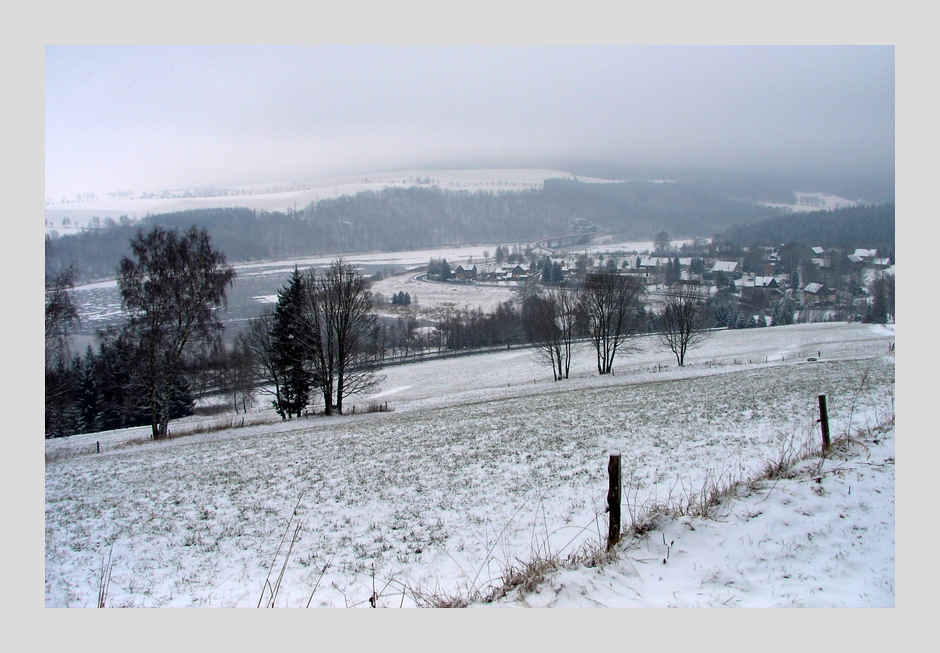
[607,452,621,551]
[96,441,100,454]
[818,394,830,453]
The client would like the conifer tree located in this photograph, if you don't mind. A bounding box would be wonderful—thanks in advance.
[271,267,311,418]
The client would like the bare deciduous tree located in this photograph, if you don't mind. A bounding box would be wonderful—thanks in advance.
[580,272,645,375]
[118,226,236,439]
[657,281,712,367]
[300,259,383,415]
[523,285,580,381]
[654,231,671,254]
[45,265,80,370]
[237,310,284,412]
[45,265,81,437]
[226,335,257,414]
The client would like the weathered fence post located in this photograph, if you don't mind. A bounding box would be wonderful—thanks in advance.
[818,394,830,453]
[96,441,100,454]
[607,452,621,551]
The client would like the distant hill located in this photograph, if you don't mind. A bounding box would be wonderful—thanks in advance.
[720,204,895,250]
[47,179,788,282]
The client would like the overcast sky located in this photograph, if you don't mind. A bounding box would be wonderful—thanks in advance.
[44,45,894,199]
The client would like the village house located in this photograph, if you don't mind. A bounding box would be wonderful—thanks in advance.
[802,282,836,306]
[852,248,879,261]
[711,260,741,274]
[739,275,783,303]
[810,246,830,269]
[452,263,477,280]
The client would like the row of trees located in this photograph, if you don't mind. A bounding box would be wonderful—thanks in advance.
[523,273,712,380]
[45,227,714,438]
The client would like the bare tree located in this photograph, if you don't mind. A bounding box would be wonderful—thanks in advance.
[654,231,671,254]
[45,265,80,370]
[523,285,580,381]
[580,272,645,375]
[236,310,284,413]
[300,259,383,415]
[118,226,236,439]
[226,336,257,414]
[45,265,81,437]
[657,281,712,366]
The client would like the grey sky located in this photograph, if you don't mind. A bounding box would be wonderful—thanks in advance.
[45,45,894,199]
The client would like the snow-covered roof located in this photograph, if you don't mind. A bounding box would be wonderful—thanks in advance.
[853,248,878,258]
[739,276,779,289]
[803,282,825,294]
[711,261,740,273]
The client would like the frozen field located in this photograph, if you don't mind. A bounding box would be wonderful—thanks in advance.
[44,322,895,607]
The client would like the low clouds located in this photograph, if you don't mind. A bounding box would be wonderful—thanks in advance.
[45,45,894,199]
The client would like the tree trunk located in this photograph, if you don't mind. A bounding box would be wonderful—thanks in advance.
[322,384,332,416]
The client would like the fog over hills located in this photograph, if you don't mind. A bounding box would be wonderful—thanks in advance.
[46,47,894,206]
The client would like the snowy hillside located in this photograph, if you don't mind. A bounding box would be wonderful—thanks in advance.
[44,168,618,234]
[44,322,895,608]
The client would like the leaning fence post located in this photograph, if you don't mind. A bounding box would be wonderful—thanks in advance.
[96,441,100,454]
[607,452,621,551]
[818,394,830,453]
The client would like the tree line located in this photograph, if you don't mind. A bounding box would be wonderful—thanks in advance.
[49,223,841,440]
[720,203,895,253]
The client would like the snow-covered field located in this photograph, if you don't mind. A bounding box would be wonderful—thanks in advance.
[370,272,520,320]
[44,322,895,608]
[759,192,858,213]
[44,168,618,234]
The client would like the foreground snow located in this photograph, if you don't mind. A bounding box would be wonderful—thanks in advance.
[44,322,895,607]
[486,428,894,607]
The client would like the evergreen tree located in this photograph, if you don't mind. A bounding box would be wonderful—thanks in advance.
[440,259,452,281]
[710,302,730,329]
[665,257,681,286]
[77,346,100,433]
[542,257,553,284]
[867,274,890,324]
[271,267,312,418]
